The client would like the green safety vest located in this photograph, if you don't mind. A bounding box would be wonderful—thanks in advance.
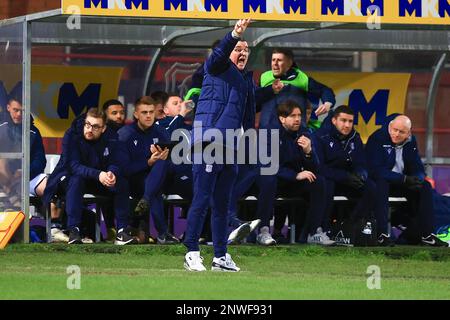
[260,67,309,91]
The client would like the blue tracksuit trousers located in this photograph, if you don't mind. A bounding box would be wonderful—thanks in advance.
[228,165,278,230]
[326,178,377,224]
[66,175,130,230]
[277,175,330,235]
[184,162,238,258]
[373,179,434,236]
[130,160,170,236]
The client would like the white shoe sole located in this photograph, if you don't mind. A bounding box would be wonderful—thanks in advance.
[114,239,136,245]
[211,266,240,272]
[228,223,251,243]
[307,241,336,246]
[51,236,69,243]
[249,219,261,233]
[257,239,276,246]
[184,262,206,272]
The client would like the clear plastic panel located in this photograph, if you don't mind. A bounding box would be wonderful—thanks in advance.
[30,44,157,140]
[0,22,23,212]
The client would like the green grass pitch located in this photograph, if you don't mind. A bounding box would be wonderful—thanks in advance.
[1,244,449,300]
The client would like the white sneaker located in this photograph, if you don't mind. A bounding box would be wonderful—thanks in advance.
[307,227,335,246]
[184,251,206,272]
[228,222,251,243]
[249,219,261,233]
[211,253,240,272]
[81,237,94,244]
[256,226,276,246]
[51,228,69,243]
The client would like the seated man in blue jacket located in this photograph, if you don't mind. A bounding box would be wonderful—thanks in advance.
[117,96,179,245]
[43,108,134,245]
[228,101,335,245]
[0,97,46,209]
[101,99,127,240]
[313,105,376,230]
[156,93,193,135]
[366,114,448,247]
[270,101,335,245]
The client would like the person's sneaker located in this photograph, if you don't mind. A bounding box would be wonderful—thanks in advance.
[307,227,336,246]
[51,228,69,243]
[184,251,206,271]
[81,237,94,244]
[249,219,261,233]
[211,253,240,272]
[256,226,276,246]
[115,227,138,245]
[421,234,449,247]
[157,232,180,244]
[134,198,149,217]
[228,222,251,244]
[68,227,82,244]
[377,233,395,247]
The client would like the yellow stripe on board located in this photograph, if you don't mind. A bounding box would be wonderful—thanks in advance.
[62,0,450,25]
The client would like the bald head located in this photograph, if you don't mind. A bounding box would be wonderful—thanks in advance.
[388,115,412,145]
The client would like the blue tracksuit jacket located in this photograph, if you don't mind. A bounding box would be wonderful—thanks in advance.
[193,31,274,150]
[117,121,170,178]
[278,126,318,181]
[365,113,426,183]
[43,114,124,204]
[313,117,368,183]
[0,114,46,181]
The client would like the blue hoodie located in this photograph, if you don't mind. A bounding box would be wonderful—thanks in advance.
[313,114,368,183]
[0,114,46,181]
[365,113,425,183]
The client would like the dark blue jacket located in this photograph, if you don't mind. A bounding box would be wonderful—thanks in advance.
[259,67,336,130]
[43,114,124,204]
[157,115,192,136]
[278,126,318,181]
[193,32,273,150]
[0,114,46,181]
[313,116,368,183]
[117,121,170,177]
[365,113,425,183]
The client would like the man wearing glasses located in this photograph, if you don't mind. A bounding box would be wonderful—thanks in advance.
[183,19,280,272]
[43,108,135,245]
